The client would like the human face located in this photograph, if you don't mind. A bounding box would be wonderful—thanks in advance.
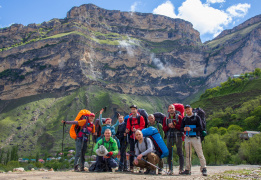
[185,107,193,116]
[168,105,175,114]
[105,119,112,125]
[89,116,95,122]
[119,116,124,123]
[135,131,143,141]
[131,108,137,116]
[148,116,155,125]
[104,130,111,139]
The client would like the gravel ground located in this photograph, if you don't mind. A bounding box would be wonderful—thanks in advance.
[0,165,260,180]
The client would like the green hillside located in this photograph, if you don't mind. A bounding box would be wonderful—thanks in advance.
[0,85,175,157]
[192,68,261,131]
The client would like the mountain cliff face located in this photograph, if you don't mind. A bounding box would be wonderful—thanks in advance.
[204,15,261,87]
[0,4,207,101]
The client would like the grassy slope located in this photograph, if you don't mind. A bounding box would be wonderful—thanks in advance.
[0,85,176,156]
[191,78,261,115]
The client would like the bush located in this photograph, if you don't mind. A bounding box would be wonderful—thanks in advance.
[238,134,261,164]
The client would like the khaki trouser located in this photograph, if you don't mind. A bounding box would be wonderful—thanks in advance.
[185,137,206,171]
[134,152,160,171]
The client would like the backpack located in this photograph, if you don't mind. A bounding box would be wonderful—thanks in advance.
[192,108,206,131]
[153,112,166,124]
[192,108,207,141]
[69,109,91,139]
[138,109,149,128]
[128,115,141,132]
[135,136,162,158]
[173,103,185,118]
[94,118,107,138]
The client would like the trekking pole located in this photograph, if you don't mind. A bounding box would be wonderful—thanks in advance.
[62,122,66,159]
[128,151,169,175]
[94,107,107,115]
[188,130,191,172]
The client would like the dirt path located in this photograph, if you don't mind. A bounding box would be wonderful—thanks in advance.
[0,165,260,180]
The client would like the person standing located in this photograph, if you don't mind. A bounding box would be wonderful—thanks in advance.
[180,105,207,176]
[162,104,184,174]
[62,110,96,172]
[126,105,145,172]
[115,115,127,171]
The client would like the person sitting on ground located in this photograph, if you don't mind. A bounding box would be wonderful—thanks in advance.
[61,111,96,172]
[133,130,160,175]
[180,105,207,176]
[148,114,164,174]
[115,115,128,172]
[93,129,118,172]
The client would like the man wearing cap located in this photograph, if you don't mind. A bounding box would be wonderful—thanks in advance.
[180,105,207,176]
[62,112,96,171]
[126,105,145,172]
[93,129,118,172]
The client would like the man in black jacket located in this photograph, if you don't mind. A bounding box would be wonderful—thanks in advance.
[116,115,127,171]
[180,105,207,176]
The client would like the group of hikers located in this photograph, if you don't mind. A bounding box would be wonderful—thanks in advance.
[61,103,207,176]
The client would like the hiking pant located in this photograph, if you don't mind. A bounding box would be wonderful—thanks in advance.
[119,137,127,170]
[129,138,136,169]
[134,152,159,171]
[96,156,118,170]
[74,138,87,168]
[185,136,206,171]
[167,134,184,171]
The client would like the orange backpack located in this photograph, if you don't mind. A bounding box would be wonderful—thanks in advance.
[69,109,91,139]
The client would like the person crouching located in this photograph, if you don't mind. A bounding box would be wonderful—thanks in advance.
[133,130,159,175]
[93,129,118,172]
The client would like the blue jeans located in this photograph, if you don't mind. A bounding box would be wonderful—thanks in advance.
[74,138,87,168]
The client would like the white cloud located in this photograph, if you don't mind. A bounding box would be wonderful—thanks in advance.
[227,3,251,17]
[152,0,176,19]
[130,2,139,12]
[178,0,231,35]
[206,0,225,4]
[152,0,251,39]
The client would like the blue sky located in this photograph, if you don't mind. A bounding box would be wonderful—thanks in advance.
[0,0,260,42]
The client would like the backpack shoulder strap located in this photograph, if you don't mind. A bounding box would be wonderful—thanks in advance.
[144,137,148,150]
[137,115,140,124]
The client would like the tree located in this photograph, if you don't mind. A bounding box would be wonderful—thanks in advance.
[10,145,18,161]
[4,149,10,165]
[0,149,3,164]
[238,134,261,164]
[209,127,218,134]
[244,116,258,130]
[218,127,227,135]
[203,134,230,165]
[35,152,39,162]
[227,125,243,132]
[254,68,261,77]
[222,130,242,154]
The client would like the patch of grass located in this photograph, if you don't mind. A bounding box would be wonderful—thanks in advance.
[205,22,261,49]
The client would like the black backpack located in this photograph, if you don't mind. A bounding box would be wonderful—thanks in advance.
[135,136,162,158]
[153,112,166,124]
[138,109,149,128]
[192,108,206,131]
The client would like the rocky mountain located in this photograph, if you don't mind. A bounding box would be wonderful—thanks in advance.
[0,4,260,154]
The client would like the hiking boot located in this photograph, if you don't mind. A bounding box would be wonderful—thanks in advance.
[74,165,79,172]
[116,169,123,172]
[144,169,151,174]
[180,170,191,175]
[149,170,156,175]
[168,170,174,175]
[202,168,207,176]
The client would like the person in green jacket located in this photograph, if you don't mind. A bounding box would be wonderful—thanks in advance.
[93,129,118,172]
[148,114,165,174]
